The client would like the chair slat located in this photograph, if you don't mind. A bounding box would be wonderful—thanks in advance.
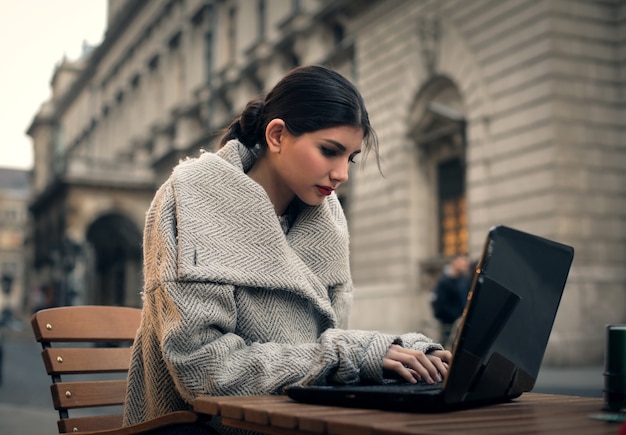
[51,380,127,410]
[32,306,141,342]
[57,413,123,433]
[42,347,133,375]
[58,411,201,435]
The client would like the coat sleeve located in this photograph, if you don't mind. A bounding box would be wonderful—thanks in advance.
[154,277,442,403]
[143,179,443,405]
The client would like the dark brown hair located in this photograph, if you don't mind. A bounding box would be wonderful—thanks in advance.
[219,65,380,169]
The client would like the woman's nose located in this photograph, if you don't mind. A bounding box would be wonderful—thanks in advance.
[330,160,349,183]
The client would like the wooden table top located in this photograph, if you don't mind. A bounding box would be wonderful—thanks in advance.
[193,392,622,434]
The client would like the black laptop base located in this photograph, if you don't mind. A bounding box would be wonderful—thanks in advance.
[285,384,519,413]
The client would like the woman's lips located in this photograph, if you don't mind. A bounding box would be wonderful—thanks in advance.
[316,186,334,196]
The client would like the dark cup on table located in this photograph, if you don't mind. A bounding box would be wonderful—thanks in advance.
[604,324,626,412]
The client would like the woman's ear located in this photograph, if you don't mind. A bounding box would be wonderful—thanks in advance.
[265,119,286,154]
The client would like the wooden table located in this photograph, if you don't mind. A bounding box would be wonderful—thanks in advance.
[193,393,622,434]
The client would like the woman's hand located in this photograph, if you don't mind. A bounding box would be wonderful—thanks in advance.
[383,344,452,384]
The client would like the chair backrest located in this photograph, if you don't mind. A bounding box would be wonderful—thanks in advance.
[31,305,142,433]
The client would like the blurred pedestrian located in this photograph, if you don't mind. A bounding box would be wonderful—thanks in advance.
[430,254,471,349]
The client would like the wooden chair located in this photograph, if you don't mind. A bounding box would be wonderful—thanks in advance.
[31,305,210,434]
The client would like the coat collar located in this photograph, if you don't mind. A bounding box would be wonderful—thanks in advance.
[171,140,352,322]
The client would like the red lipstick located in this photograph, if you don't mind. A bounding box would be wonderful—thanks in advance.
[316,186,334,196]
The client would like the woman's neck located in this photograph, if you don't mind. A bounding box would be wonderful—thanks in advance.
[247,156,294,216]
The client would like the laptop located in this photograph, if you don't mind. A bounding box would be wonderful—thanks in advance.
[286,225,575,412]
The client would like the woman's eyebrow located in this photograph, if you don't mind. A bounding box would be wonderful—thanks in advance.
[322,139,346,151]
[322,139,361,155]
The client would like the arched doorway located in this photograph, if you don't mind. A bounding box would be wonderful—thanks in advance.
[410,76,467,258]
[86,213,142,307]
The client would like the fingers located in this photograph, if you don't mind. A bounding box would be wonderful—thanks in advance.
[429,349,452,375]
[384,345,451,384]
[383,357,418,383]
[429,350,451,378]
[430,349,453,364]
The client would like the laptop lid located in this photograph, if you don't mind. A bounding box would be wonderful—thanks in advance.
[442,225,574,405]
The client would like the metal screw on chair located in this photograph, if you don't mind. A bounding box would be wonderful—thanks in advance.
[46,323,52,330]
[57,356,63,363]
[65,391,72,398]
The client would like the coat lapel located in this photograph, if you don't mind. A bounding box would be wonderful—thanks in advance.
[171,141,351,326]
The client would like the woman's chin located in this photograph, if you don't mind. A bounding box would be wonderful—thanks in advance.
[298,195,326,207]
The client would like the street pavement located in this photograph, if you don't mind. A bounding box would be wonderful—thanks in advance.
[0,324,607,435]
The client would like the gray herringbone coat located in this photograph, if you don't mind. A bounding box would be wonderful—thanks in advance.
[123,140,442,428]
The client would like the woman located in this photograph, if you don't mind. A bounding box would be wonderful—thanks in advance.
[123,65,451,433]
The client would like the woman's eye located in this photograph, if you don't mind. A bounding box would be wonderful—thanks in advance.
[321,147,337,157]
[349,152,361,164]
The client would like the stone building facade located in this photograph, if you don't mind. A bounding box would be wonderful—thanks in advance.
[26,0,625,365]
[0,168,30,316]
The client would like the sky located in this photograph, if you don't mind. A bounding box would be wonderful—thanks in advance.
[0,0,107,170]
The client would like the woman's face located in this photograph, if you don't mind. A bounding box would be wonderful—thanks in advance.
[272,124,363,207]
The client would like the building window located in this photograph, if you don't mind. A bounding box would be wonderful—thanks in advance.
[148,54,159,71]
[205,30,213,84]
[227,7,237,63]
[168,32,184,103]
[54,126,64,156]
[191,5,205,26]
[333,22,345,45]
[258,0,266,40]
[438,158,466,256]
[131,74,140,89]
[53,125,65,174]
[168,31,181,50]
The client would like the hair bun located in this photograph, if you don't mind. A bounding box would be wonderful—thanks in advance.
[238,99,264,147]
